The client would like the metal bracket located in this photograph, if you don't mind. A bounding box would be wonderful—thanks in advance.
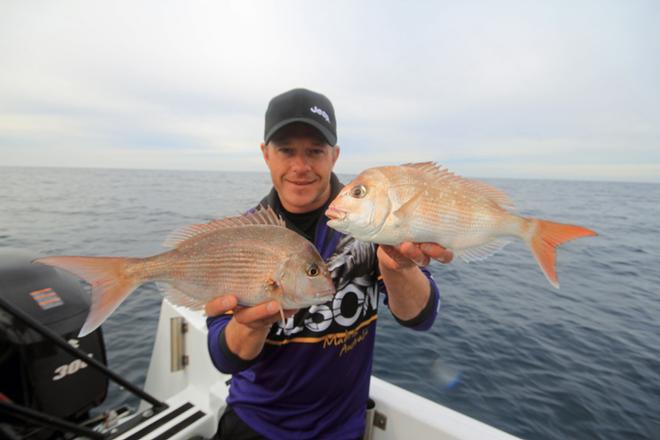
[374,410,387,430]
[170,317,188,371]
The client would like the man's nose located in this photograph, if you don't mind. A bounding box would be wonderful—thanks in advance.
[291,153,311,172]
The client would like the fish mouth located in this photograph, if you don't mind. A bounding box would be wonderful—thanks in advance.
[325,206,346,221]
[315,288,336,299]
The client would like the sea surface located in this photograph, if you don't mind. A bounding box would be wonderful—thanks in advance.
[1,166,659,440]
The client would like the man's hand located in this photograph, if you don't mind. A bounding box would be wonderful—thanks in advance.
[377,242,452,322]
[378,242,453,271]
[205,295,238,316]
[205,295,298,361]
[205,296,297,328]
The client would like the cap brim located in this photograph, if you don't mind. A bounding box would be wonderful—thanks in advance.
[265,117,337,146]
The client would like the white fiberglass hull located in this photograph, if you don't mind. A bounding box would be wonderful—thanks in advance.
[122,299,520,440]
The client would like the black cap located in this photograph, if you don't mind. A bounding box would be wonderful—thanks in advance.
[264,88,337,146]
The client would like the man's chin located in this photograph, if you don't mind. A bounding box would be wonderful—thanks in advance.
[281,195,322,213]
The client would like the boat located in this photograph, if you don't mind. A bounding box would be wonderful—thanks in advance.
[0,249,520,439]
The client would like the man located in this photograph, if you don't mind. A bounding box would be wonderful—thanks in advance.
[205,88,452,439]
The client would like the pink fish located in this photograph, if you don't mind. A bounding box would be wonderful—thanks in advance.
[326,162,597,288]
[35,208,335,336]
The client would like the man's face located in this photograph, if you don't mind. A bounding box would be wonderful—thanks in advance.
[261,123,340,214]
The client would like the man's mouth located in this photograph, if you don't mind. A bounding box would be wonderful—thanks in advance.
[286,179,316,186]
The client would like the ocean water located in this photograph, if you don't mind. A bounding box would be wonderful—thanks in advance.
[1,166,659,440]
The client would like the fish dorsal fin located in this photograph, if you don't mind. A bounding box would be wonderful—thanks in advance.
[401,162,515,210]
[163,206,285,248]
[401,161,455,180]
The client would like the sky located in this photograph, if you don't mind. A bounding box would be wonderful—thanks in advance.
[1,0,659,182]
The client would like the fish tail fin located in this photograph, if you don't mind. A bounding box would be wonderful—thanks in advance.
[525,219,597,289]
[34,256,142,336]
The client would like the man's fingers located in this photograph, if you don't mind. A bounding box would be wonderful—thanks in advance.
[206,295,299,329]
[397,242,429,266]
[379,242,453,270]
[234,300,281,325]
[233,301,298,326]
[379,245,413,269]
[205,295,238,317]
[420,243,454,264]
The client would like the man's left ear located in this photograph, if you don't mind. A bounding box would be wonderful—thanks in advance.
[332,145,340,165]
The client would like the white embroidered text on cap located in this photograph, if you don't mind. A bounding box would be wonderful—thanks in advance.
[310,106,331,123]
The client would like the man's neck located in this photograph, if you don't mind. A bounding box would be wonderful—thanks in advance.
[279,185,332,214]
[274,193,330,243]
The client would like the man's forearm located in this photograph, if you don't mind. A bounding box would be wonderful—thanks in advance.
[379,263,431,321]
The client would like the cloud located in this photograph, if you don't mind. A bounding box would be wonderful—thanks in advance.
[1,0,658,182]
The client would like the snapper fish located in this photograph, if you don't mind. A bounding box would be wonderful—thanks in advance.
[35,207,335,336]
[326,162,597,288]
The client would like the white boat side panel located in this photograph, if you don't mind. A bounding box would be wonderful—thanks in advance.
[369,376,521,440]
[141,299,230,435]
[139,299,522,440]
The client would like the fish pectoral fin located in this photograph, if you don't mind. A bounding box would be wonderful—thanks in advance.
[391,190,424,223]
[265,277,286,299]
[265,277,279,291]
[264,278,286,324]
[157,283,206,310]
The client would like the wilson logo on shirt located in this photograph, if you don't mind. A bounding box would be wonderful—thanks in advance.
[266,238,378,354]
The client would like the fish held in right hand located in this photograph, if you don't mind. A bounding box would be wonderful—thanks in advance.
[326,162,597,288]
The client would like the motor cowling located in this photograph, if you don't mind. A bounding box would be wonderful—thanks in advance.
[0,249,108,423]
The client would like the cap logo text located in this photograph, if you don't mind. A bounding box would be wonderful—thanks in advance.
[310,106,331,124]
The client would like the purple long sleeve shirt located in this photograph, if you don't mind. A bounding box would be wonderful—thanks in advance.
[207,177,440,439]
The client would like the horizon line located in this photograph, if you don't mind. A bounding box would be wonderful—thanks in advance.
[1,164,658,185]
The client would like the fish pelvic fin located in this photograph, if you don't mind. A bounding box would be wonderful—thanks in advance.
[526,219,597,289]
[34,256,142,336]
[155,283,206,310]
[454,238,512,263]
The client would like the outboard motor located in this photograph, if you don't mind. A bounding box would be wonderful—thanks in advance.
[0,249,108,435]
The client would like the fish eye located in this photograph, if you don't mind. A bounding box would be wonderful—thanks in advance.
[306,263,320,277]
[350,185,367,199]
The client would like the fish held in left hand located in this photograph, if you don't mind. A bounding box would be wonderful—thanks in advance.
[326,162,597,288]
[34,207,335,337]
